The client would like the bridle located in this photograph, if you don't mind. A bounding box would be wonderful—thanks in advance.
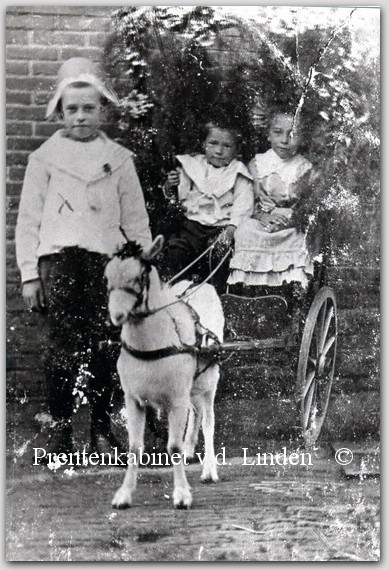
[108,234,153,319]
[108,232,223,372]
[119,259,152,319]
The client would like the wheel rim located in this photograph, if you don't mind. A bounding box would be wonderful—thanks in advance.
[297,287,337,447]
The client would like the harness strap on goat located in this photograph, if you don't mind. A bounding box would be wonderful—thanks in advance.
[121,341,200,360]
[121,340,219,380]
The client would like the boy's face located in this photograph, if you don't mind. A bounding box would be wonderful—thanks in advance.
[268,113,300,159]
[61,85,103,141]
[204,127,237,167]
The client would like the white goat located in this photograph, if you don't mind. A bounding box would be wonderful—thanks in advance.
[105,235,224,509]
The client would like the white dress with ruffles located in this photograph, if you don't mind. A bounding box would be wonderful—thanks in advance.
[228,149,314,288]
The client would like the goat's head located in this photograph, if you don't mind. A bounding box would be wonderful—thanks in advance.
[105,235,164,326]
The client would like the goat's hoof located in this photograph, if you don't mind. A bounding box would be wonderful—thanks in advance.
[112,501,131,510]
[112,488,132,509]
[173,487,192,509]
[201,472,219,484]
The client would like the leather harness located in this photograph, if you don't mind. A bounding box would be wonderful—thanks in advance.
[118,275,221,379]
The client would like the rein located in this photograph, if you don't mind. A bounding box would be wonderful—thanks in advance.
[131,246,233,319]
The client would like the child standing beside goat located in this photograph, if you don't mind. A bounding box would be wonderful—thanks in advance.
[15,57,152,455]
[161,120,254,289]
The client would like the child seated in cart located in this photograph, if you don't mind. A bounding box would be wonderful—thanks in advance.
[227,105,321,310]
[161,118,254,289]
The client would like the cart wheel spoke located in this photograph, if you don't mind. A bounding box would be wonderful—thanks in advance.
[317,299,327,352]
[302,380,316,430]
[321,335,336,359]
[320,306,334,353]
[302,370,316,400]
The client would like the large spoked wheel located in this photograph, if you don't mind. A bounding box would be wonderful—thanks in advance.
[296,287,337,447]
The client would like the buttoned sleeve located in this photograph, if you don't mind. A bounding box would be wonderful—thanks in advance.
[229,174,254,228]
[15,156,50,283]
[118,157,152,248]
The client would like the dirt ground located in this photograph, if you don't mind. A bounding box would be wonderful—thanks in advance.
[6,433,380,562]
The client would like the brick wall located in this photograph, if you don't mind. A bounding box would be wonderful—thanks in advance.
[6,7,380,420]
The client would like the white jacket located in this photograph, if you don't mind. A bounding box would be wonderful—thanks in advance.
[175,155,254,228]
[15,130,152,283]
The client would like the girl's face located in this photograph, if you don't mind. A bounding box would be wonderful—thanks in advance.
[268,113,300,159]
[61,84,103,141]
[204,127,237,167]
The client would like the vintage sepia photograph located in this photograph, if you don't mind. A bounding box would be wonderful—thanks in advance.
[5,3,380,562]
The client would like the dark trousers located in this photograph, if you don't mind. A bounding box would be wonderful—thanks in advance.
[159,218,231,293]
[39,248,119,436]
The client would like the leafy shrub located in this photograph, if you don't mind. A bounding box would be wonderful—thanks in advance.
[103,6,379,266]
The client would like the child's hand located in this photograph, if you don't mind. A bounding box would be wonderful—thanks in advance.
[22,278,45,311]
[256,212,290,232]
[165,170,180,190]
[260,197,277,213]
[256,187,276,213]
[218,225,235,246]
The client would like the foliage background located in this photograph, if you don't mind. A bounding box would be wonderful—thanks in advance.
[102,6,379,267]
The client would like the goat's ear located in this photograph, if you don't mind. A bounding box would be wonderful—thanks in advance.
[141,235,164,261]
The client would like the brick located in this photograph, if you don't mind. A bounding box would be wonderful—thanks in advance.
[6,45,58,61]
[9,167,27,181]
[84,7,112,17]
[6,258,18,274]
[6,225,15,240]
[6,122,33,136]
[31,61,58,76]
[59,47,104,61]
[6,296,25,313]
[6,7,30,15]
[6,91,31,105]
[6,250,17,264]
[5,60,30,76]
[55,16,111,33]
[6,183,22,198]
[7,106,46,121]
[6,279,22,298]
[6,240,17,255]
[33,92,52,106]
[6,14,56,30]
[7,137,46,152]
[6,152,29,167]
[5,29,33,46]
[6,211,18,227]
[87,32,111,48]
[6,267,21,284]
[7,76,53,91]
[26,6,87,16]
[6,195,20,212]
[33,30,88,46]
[34,123,59,138]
